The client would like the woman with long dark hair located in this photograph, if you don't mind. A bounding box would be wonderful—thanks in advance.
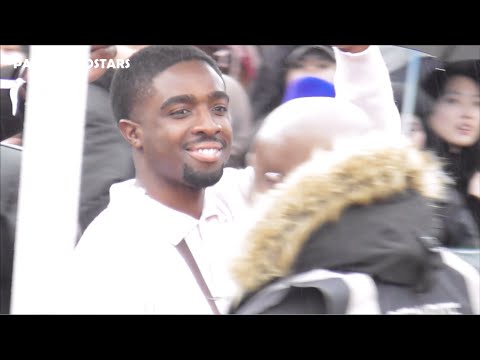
[421,60,480,245]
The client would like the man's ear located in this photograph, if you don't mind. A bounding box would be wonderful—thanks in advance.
[118,119,142,149]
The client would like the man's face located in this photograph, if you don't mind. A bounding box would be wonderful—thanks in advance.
[250,138,311,196]
[131,60,232,189]
[247,97,373,202]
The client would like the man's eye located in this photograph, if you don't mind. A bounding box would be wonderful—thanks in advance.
[170,109,190,117]
[213,105,228,113]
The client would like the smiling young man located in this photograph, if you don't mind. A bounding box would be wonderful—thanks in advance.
[117,59,232,219]
[68,46,252,314]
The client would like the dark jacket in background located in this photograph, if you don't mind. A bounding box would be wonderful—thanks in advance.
[0,65,25,141]
[437,187,480,248]
[0,144,21,314]
[78,69,135,237]
[249,45,297,124]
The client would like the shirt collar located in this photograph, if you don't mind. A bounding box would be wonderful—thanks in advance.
[110,180,196,246]
[202,186,230,224]
[110,180,230,246]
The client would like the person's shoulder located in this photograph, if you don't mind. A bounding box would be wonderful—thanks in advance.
[75,210,142,272]
[76,207,118,249]
[108,179,139,201]
[77,179,165,251]
[77,182,135,246]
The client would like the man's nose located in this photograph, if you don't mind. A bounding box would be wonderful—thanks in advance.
[191,108,222,136]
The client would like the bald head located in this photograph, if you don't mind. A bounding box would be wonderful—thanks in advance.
[250,97,374,196]
[256,97,372,145]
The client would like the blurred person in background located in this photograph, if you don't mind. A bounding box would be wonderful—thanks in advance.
[227,49,479,315]
[392,82,433,151]
[421,60,480,237]
[222,73,254,168]
[196,45,260,91]
[393,81,480,249]
[284,45,336,85]
[0,46,29,143]
[247,45,401,201]
[249,45,336,127]
[229,96,479,315]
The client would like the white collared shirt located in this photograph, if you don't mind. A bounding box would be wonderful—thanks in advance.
[66,167,253,314]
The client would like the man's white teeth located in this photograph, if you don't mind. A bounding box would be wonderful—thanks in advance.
[196,149,219,155]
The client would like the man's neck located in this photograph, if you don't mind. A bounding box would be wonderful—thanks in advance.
[137,174,205,219]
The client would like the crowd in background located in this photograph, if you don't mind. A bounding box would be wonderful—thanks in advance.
[0,45,478,314]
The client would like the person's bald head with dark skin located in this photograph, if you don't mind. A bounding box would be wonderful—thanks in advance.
[248,97,374,198]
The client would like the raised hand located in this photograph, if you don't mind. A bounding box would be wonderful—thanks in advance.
[334,45,369,54]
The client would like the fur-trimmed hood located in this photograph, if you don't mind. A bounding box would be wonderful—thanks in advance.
[233,133,449,295]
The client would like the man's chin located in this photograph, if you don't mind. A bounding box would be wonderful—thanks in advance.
[183,165,224,189]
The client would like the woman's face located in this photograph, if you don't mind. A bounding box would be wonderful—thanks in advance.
[428,75,480,149]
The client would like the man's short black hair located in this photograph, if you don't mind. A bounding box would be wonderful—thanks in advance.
[110,45,223,122]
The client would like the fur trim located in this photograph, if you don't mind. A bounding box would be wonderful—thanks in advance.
[232,132,449,293]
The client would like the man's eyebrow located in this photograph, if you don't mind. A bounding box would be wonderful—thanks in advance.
[208,91,229,103]
[160,94,196,110]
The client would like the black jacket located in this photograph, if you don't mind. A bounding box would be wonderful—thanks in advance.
[437,187,480,248]
[230,137,479,314]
